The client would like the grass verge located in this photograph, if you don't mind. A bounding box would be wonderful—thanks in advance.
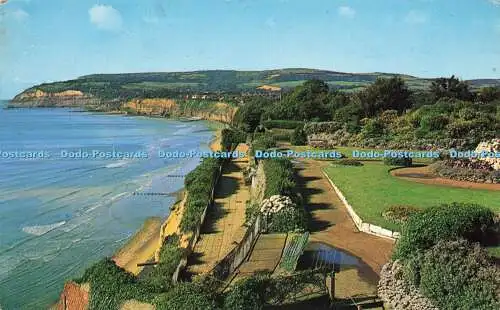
[324,162,500,231]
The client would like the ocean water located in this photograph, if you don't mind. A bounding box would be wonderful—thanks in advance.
[0,102,214,309]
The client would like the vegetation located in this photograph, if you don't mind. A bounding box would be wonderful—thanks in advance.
[262,158,296,200]
[143,234,184,292]
[223,271,325,310]
[324,162,500,231]
[382,205,422,224]
[393,203,496,260]
[250,132,277,156]
[337,159,363,166]
[75,258,152,310]
[153,281,218,310]
[262,158,307,232]
[383,156,413,167]
[290,126,307,146]
[403,239,500,310]
[181,158,222,233]
[221,128,246,151]
[262,120,305,129]
[430,159,500,184]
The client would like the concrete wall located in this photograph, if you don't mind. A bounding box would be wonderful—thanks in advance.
[322,171,400,240]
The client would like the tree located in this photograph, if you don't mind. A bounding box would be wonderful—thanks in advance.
[358,76,412,117]
[430,75,473,101]
[286,79,330,121]
[290,126,307,145]
[478,86,500,103]
[234,98,268,132]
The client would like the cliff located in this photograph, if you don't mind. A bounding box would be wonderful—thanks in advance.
[123,99,237,123]
[9,89,95,107]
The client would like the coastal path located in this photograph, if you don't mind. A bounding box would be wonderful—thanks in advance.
[185,144,250,276]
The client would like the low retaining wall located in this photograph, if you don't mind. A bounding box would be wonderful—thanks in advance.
[322,171,400,240]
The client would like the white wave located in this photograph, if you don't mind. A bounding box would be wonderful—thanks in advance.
[22,221,66,236]
[85,191,130,213]
[105,160,129,168]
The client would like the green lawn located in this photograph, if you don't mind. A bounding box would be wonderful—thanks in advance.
[487,246,500,258]
[324,162,500,231]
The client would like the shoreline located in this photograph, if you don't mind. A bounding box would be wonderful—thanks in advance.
[111,126,222,275]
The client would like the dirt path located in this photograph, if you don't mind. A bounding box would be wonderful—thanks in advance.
[391,165,500,191]
[185,144,250,276]
[296,159,394,275]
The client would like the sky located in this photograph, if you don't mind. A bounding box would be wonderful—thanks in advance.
[0,0,499,98]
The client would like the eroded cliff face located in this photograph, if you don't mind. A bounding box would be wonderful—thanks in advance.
[10,89,92,107]
[124,99,237,123]
[54,282,89,310]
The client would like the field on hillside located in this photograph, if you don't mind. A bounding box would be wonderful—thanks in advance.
[324,162,500,231]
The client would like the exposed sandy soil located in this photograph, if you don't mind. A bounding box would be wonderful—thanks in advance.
[391,165,500,191]
[54,282,89,310]
[295,159,394,276]
[112,217,163,275]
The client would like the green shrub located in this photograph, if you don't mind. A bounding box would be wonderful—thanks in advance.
[290,127,307,146]
[143,234,184,292]
[223,275,270,310]
[262,158,295,199]
[262,120,304,129]
[154,282,218,310]
[394,203,496,260]
[337,159,363,166]
[271,132,291,142]
[76,258,153,310]
[267,206,307,233]
[245,201,260,225]
[404,239,500,310]
[384,156,412,167]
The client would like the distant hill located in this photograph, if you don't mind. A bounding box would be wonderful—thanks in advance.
[12,68,500,101]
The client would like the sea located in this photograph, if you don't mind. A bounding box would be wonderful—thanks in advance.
[0,101,214,309]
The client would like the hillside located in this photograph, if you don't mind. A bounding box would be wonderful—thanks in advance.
[11,69,500,104]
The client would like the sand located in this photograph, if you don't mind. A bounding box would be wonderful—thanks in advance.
[112,217,163,275]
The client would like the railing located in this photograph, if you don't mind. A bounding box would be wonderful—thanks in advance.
[210,212,267,280]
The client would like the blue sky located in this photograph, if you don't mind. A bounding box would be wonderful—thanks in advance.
[0,0,499,98]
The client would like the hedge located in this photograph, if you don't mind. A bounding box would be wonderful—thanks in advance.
[262,120,304,129]
[403,239,500,310]
[384,156,413,167]
[180,158,222,233]
[393,202,496,260]
[262,158,307,232]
